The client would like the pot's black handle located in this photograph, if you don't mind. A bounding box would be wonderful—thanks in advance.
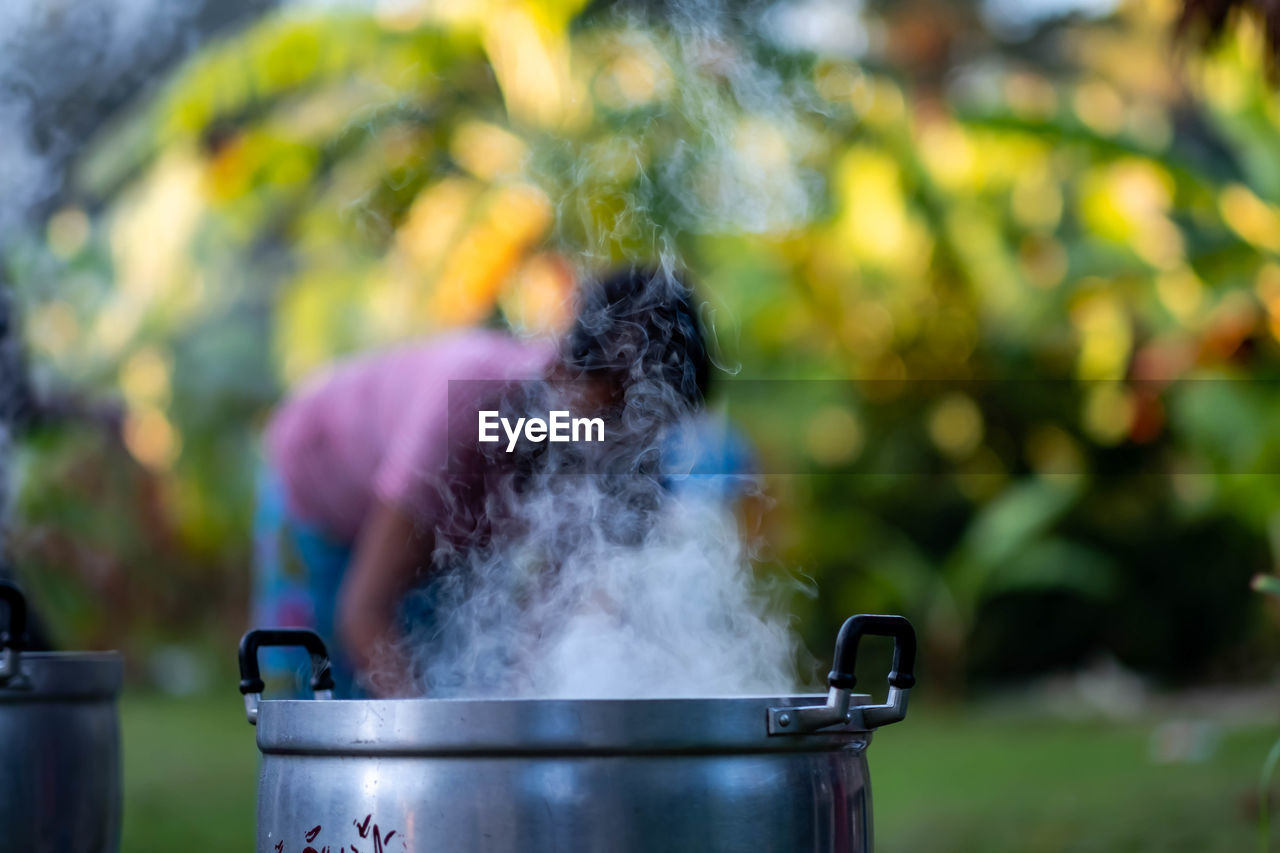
[766,612,917,734]
[828,614,916,691]
[238,628,336,696]
[0,580,27,651]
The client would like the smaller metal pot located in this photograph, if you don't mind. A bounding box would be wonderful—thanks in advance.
[0,580,123,853]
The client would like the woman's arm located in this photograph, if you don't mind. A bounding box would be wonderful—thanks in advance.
[336,499,433,696]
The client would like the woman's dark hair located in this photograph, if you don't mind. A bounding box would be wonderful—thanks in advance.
[565,266,710,407]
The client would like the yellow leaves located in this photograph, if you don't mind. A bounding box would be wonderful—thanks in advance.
[1082,159,1173,235]
[855,77,906,129]
[430,183,553,324]
[267,142,318,190]
[841,151,909,255]
[121,348,180,472]
[1255,263,1280,342]
[1073,81,1126,136]
[101,150,207,361]
[1189,8,1279,116]
[917,121,978,191]
[277,271,358,383]
[1079,158,1182,269]
[836,147,929,275]
[944,208,1022,317]
[157,13,463,152]
[1070,287,1132,381]
[499,252,575,335]
[1132,217,1184,270]
[205,130,318,203]
[276,142,556,379]
[419,0,589,32]
[112,150,205,301]
[372,268,429,341]
[165,17,332,138]
[1011,168,1063,231]
[1219,184,1280,253]
[481,4,584,129]
[919,121,1051,198]
[124,408,181,472]
[1156,267,1205,325]
[120,348,173,410]
[397,176,483,271]
[451,121,529,182]
[166,49,253,138]
[1081,383,1134,446]
[205,135,252,201]
[1198,54,1249,112]
[386,174,554,335]
[256,17,327,93]
[1144,0,1182,27]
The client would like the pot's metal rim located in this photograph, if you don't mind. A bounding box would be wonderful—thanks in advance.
[255,693,876,756]
[0,650,123,702]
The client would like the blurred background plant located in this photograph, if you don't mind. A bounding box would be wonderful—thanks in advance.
[11,0,1280,692]
[8,0,1280,846]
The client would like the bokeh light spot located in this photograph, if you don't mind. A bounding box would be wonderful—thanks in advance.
[928,393,984,459]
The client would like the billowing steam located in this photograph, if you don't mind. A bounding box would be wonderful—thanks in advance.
[538,2,829,260]
[0,0,211,237]
[393,4,829,698]
[400,317,810,699]
[414,465,802,699]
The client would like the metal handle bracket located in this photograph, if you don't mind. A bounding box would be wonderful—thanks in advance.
[238,628,336,724]
[768,613,916,736]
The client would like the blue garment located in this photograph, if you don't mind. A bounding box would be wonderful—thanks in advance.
[253,465,359,697]
[661,413,757,501]
[253,464,447,698]
[252,413,755,697]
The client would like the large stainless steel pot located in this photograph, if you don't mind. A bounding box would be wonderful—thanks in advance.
[237,614,916,853]
[0,581,123,853]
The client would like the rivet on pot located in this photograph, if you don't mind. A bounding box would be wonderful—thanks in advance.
[778,713,792,728]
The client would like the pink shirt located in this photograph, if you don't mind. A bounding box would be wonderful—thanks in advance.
[266,330,556,542]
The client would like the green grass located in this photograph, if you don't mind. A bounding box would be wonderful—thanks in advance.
[872,711,1276,852]
[121,692,258,852]
[119,692,1277,851]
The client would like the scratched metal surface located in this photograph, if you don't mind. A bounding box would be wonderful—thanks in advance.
[248,695,879,853]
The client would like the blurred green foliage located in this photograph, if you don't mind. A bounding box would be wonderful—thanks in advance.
[115,692,1279,851]
[9,0,1280,690]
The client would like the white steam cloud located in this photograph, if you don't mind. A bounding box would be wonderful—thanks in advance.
[383,2,835,700]
[0,0,201,236]
[415,480,802,699]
